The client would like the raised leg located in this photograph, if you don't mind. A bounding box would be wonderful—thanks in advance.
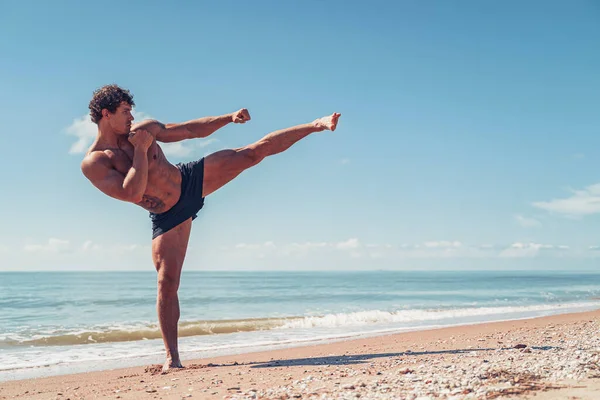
[202,113,341,196]
[151,217,192,372]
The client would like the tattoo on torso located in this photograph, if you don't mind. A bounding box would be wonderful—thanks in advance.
[137,194,166,213]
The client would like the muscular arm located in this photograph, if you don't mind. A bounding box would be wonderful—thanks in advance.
[81,148,149,203]
[135,115,234,143]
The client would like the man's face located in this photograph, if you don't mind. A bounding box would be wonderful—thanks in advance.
[105,101,134,134]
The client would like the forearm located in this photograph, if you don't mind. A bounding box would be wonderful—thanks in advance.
[122,148,149,202]
[180,114,233,138]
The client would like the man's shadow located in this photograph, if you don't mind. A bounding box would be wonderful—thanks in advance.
[184,345,558,370]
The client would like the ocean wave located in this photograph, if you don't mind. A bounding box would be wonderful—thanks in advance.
[2,301,599,348]
[278,301,600,329]
[0,317,298,347]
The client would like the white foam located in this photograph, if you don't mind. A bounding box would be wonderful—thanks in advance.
[279,302,600,329]
[2,301,599,382]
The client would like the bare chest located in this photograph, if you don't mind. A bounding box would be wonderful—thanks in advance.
[108,140,162,175]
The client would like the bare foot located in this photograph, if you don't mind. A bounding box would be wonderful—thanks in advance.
[162,358,184,373]
[313,112,341,132]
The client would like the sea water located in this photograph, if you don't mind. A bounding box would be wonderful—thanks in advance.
[1,270,600,381]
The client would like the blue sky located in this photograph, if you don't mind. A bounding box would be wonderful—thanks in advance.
[1,0,599,271]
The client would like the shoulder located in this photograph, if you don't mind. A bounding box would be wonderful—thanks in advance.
[80,150,114,179]
[82,149,112,165]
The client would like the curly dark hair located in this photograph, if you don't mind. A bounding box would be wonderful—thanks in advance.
[88,84,135,124]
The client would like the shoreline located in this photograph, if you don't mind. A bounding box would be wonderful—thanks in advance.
[2,303,599,383]
[1,309,600,399]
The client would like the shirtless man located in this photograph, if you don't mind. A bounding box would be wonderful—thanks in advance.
[80,84,341,371]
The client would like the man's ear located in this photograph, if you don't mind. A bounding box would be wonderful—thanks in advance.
[102,109,110,119]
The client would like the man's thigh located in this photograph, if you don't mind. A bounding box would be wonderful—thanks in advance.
[152,218,193,284]
[202,147,260,197]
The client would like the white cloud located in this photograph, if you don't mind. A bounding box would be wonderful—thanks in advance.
[23,239,147,256]
[114,243,151,253]
[227,239,553,260]
[368,252,385,259]
[235,243,263,250]
[340,158,350,165]
[288,242,329,251]
[20,238,571,263]
[397,242,485,259]
[399,243,420,249]
[161,142,193,157]
[585,246,600,257]
[499,242,569,258]
[478,244,503,250]
[79,240,146,254]
[24,238,71,253]
[15,236,581,266]
[336,238,360,250]
[1,238,154,270]
[0,244,8,253]
[81,240,102,252]
[423,241,462,248]
[224,238,572,260]
[132,110,153,121]
[66,115,97,154]
[231,239,362,258]
[161,138,217,157]
[533,183,600,217]
[514,215,542,228]
[9,236,595,271]
[65,110,214,157]
[366,244,393,249]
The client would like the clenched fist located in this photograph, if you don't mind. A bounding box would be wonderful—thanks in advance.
[232,108,251,124]
[128,129,153,151]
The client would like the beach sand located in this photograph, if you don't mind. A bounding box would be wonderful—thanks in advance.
[1,310,599,399]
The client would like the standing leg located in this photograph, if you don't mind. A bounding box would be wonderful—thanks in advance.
[151,217,192,372]
[202,113,341,196]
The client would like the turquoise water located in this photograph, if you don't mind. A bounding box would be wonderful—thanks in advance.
[1,270,600,381]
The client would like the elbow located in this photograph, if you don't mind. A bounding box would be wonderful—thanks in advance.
[123,188,143,203]
[129,191,144,204]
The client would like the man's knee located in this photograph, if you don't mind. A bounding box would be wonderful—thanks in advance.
[205,147,263,173]
[238,146,264,167]
[157,270,180,297]
[202,146,266,197]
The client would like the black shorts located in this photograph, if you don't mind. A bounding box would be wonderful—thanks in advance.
[149,158,205,239]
